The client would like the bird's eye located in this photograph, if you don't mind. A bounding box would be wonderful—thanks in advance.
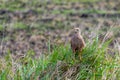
[76,29,79,31]
[74,28,80,32]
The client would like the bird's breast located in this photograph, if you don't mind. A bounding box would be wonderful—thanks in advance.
[71,35,84,46]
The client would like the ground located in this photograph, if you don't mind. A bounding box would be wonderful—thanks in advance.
[0,0,119,57]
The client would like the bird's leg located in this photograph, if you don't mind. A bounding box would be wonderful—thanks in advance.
[72,49,76,61]
[72,48,75,53]
[79,51,82,61]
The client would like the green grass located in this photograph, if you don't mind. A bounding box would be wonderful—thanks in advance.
[51,9,108,15]
[52,0,99,4]
[13,22,28,30]
[52,9,120,16]
[1,0,119,15]
[0,0,98,11]
[0,37,120,80]
[0,25,4,31]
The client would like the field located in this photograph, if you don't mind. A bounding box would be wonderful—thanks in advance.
[0,0,120,80]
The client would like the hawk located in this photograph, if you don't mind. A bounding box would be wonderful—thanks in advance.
[70,28,85,60]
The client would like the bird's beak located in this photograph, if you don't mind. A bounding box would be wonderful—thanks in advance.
[71,28,74,32]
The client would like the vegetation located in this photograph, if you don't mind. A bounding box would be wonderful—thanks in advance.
[0,37,119,80]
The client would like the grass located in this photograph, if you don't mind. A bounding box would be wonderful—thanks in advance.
[12,22,28,30]
[1,0,120,15]
[0,25,4,31]
[52,0,99,4]
[0,37,120,80]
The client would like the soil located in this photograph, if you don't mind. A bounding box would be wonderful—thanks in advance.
[0,0,120,57]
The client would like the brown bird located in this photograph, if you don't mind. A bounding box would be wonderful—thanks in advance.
[70,28,85,60]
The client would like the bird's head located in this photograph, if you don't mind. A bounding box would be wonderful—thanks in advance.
[73,28,81,34]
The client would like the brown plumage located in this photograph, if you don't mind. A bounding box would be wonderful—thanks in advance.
[70,28,85,60]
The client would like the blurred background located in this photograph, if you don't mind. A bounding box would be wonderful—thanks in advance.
[0,0,120,57]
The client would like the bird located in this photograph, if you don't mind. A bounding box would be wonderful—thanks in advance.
[70,28,85,60]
